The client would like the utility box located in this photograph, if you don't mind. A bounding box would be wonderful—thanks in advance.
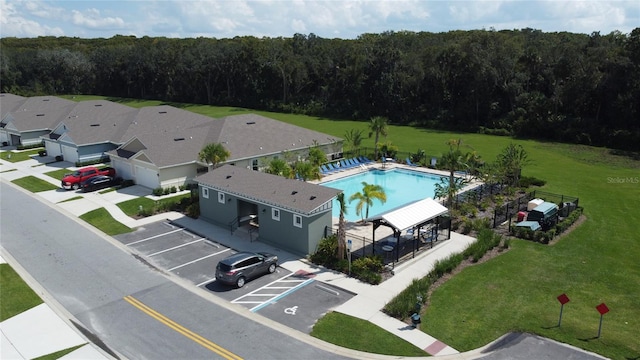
[528,198,544,211]
[527,202,559,223]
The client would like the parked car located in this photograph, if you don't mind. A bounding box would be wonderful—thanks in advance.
[215,252,278,288]
[80,175,121,192]
[62,166,116,190]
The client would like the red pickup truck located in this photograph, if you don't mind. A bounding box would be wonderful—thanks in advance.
[61,166,116,190]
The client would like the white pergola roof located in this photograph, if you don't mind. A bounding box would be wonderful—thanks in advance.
[364,198,448,232]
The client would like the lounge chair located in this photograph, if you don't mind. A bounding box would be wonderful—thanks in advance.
[320,165,329,174]
[359,156,371,164]
[347,158,357,167]
[352,157,362,165]
[327,163,338,172]
[340,159,352,169]
[406,158,418,167]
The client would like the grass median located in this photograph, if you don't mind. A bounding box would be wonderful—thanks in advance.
[11,176,59,192]
[79,208,132,236]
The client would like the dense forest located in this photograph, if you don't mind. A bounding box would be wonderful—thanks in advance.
[1,28,639,151]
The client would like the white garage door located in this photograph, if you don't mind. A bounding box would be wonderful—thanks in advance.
[45,141,62,157]
[135,165,158,189]
[61,145,78,164]
[112,158,133,181]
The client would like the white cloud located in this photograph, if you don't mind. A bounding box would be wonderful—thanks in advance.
[0,0,64,37]
[71,8,125,30]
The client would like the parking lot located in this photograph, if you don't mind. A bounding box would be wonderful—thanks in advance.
[113,221,354,333]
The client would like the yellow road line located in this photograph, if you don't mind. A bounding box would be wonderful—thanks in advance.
[123,295,243,360]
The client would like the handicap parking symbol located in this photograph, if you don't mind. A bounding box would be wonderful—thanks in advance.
[284,306,298,315]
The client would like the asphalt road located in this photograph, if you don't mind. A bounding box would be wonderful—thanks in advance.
[0,182,352,360]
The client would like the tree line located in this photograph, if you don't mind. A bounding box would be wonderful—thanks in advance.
[1,28,639,151]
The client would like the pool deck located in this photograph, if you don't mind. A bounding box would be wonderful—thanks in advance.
[311,161,483,256]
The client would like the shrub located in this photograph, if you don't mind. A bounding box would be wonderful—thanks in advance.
[472,217,491,231]
[351,256,384,285]
[464,228,502,262]
[163,187,171,195]
[310,235,338,267]
[16,142,44,150]
[120,179,134,188]
[384,278,433,318]
[186,203,200,218]
[433,253,463,277]
[170,186,177,193]
[152,187,164,196]
[519,176,547,188]
[461,217,473,235]
[179,184,187,191]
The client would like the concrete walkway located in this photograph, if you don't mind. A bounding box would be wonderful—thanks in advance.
[1,151,470,358]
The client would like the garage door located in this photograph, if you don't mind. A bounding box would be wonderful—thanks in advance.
[45,141,62,157]
[61,145,78,164]
[112,158,133,181]
[135,165,158,189]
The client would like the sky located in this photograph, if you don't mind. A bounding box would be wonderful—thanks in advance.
[1,0,638,39]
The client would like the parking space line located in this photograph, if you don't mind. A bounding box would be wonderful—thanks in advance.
[167,249,231,272]
[148,238,204,257]
[249,278,314,312]
[128,228,184,245]
[196,278,216,287]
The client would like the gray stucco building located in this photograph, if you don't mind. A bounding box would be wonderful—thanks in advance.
[196,164,341,255]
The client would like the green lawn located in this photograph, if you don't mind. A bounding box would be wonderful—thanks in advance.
[117,197,155,216]
[0,149,43,163]
[44,168,71,181]
[11,176,59,192]
[79,208,132,236]
[0,264,43,321]
[310,312,428,356]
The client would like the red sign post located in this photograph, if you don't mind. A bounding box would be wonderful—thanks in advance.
[596,303,609,338]
[556,293,570,327]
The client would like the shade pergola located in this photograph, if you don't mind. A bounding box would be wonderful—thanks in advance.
[364,198,449,262]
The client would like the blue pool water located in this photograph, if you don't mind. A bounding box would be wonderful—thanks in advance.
[321,168,444,222]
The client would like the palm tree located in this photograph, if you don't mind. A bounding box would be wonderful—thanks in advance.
[265,158,293,178]
[336,192,348,260]
[438,139,470,208]
[349,181,387,222]
[343,129,364,157]
[198,143,230,169]
[496,143,530,186]
[307,145,327,167]
[293,161,320,181]
[368,116,388,160]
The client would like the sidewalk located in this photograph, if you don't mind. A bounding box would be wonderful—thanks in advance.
[1,153,471,358]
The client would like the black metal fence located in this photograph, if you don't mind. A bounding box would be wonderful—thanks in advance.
[493,190,580,228]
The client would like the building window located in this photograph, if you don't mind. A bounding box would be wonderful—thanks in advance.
[293,214,302,228]
[202,187,209,199]
[252,159,259,171]
[272,208,280,221]
[218,192,225,204]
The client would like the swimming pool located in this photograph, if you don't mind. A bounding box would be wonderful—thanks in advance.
[321,168,445,222]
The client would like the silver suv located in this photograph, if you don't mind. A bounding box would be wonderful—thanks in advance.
[215,252,278,288]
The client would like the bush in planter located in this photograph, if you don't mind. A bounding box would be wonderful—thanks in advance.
[152,187,164,196]
[351,256,384,285]
[163,187,171,195]
[170,186,177,193]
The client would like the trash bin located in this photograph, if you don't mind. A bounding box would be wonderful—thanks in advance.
[517,211,526,222]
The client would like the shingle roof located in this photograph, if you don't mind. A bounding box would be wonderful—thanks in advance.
[196,164,341,215]
[9,103,76,132]
[215,114,341,160]
[59,100,138,145]
[0,93,27,121]
[1,96,75,131]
